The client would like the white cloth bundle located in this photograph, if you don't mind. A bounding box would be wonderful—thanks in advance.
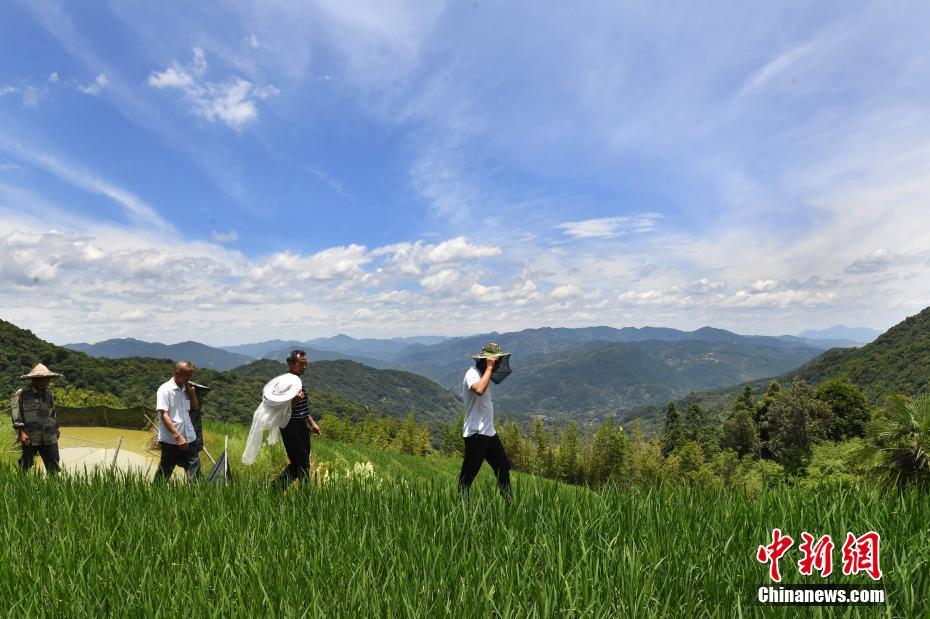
[241,399,292,465]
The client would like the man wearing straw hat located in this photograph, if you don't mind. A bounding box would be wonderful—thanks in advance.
[10,363,63,474]
[459,343,512,499]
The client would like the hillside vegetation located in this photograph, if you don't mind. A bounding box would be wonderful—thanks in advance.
[0,320,458,426]
[790,306,930,403]
[630,306,930,429]
[496,339,822,418]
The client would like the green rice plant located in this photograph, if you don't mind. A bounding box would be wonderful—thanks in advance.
[0,418,926,617]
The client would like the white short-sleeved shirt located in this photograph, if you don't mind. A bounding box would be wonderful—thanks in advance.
[156,378,196,444]
[462,367,495,437]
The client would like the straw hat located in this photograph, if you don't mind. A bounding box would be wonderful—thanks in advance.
[20,363,63,379]
[471,342,511,360]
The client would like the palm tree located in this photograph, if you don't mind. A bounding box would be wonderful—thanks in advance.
[848,394,930,490]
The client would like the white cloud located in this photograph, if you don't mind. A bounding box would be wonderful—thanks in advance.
[147,66,193,89]
[556,213,663,239]
[78,73,109,95]
[147,47,279,130]
[419,268,462,293]
[0,140,173,233]
[737,41,815,98]
[47,72,59,83]
[374,236,501,275]
[688,278,726,294]
[247,34,259,49]
[551,284,581,299]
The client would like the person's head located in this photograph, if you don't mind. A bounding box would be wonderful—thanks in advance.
[20,363,62,390]
[173,361,194,384]
[473,342,504,371]
[287,349,308,375]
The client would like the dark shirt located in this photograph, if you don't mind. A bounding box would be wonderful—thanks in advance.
[291,392,311,419]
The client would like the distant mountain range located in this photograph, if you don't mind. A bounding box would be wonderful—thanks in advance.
[60,322,885,422]
[797,324,881,345]
[221,335,449,361]
[626,308,928,431]
[65,338,254,371]
[7,323,459,426]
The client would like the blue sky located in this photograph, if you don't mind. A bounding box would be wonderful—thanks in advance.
[1,1,929,346]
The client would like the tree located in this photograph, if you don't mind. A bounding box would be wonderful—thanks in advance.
[677,441,705,482]
[767,381,830,475]
[629,420,663,486]
[720,408,760,458]
[439,414,465,456]
[661,402,684,456]
[498,421,528,472]
[587,418,628,487]
[734,385,755,415]
[557,422,580,484]
[848,393,930,491]
[533,417,556,478]
[684,403,715,454]
[816,379,870,441]
[53,385,124,408]
[755,381,781,459]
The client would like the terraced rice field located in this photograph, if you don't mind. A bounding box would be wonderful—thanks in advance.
[1,420,926,616]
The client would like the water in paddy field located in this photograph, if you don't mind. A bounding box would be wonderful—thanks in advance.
[56,426,160,475]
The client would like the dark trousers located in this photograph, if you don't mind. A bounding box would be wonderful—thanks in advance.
[274,416,311,489]
[20,443,60,474]
[459,433,511,498]
[154,442,201,482]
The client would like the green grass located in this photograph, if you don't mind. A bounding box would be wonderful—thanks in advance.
[0,420,927,616]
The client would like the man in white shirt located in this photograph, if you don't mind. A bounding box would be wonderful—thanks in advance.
[154,361,201,482]
[459,343,512,499]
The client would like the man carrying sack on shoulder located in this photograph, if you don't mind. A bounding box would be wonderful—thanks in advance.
[10,363,63,475]
[459,343,513,499]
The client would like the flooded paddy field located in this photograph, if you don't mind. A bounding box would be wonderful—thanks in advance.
[57,426,159,475]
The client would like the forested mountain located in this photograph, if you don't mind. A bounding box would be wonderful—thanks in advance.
[261,345,394,369]
[395,325,830,390]
[64,338,254,371]
[2,320,459,425]
[220,334,449,362]
[625,307,930,430]
[219,339,304,359]
[232,358,460,420]
[492,339,825,418]
[304,334,449,360]
[790,306,930,403]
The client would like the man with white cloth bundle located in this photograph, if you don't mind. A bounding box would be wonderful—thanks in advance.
[242,350,321,489]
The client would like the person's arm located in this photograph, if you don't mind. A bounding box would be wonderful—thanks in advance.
[11,391,30,446]
[469,357,498,396]
[307,416,322,437]
[159,409,189,450]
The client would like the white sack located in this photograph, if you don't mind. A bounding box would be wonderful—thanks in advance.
[241,399,292,465]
